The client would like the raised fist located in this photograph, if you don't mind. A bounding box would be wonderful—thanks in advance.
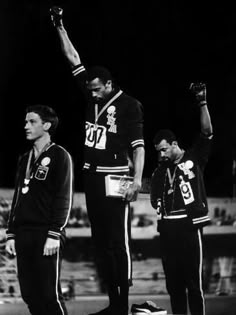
[50,6,63,27]
[189,82,207,106]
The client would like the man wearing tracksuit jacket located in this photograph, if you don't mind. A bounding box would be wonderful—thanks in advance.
[50,7,145,315]
[150,83,213,315]
[6,105,73,315]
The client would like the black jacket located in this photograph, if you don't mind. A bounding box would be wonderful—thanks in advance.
[150,134,212,229]
[6,143,73,240]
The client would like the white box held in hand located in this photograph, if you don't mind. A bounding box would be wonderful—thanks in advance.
[105,175,133,198]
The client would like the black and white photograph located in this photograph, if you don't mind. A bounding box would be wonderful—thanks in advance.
[0,1,236,315]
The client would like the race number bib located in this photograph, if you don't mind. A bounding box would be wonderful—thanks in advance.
[85,122,107,150]
[179,180,194,205]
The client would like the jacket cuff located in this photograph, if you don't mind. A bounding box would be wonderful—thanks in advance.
[72,64,86,77]
[6,233,16,241]
[131,139,145,149]
[48,230,61,240]
[192,215,211,227]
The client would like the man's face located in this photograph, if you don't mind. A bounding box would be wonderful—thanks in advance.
[154,139,176,163]
[24,112,47,141]
[87,78,112,103]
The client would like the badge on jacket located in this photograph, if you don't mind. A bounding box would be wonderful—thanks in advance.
[178,160,195,179]
[35,165,49,180]
[179,175,194,205]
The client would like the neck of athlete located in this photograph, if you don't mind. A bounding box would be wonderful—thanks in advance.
[173,147,185,164]
[33,133,51,158]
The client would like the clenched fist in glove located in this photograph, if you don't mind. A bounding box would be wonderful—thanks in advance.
[50,6,63,28]
[189,82,207,107]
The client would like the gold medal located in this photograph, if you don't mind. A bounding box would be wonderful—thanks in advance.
[167,188,174,195]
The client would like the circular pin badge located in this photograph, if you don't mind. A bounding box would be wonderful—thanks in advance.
[185,160,194,169]
[107,105,116,114]
[41,157,51,166]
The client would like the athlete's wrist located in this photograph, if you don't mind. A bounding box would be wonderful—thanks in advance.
[132,178,142,191]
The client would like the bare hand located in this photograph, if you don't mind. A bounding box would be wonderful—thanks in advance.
[6,239,16,256]
[43,238,60,256]
[124,181,141,202]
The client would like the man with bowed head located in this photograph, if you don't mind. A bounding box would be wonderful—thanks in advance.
[150,82,213,315]
[50,6,145,315]
[6,105,73,315]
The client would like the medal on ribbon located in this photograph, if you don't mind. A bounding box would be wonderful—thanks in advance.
[22,186,29,194]
[22,178,30,194]
[167,167,177,194]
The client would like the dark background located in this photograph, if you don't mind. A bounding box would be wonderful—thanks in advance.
[0,0,236,196]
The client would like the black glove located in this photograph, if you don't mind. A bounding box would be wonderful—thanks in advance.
[151,199,158,209]
[189,82,207,106]
[50,6,63,27]
[151,198,162,215]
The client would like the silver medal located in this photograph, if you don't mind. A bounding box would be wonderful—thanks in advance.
[22,186,29,194]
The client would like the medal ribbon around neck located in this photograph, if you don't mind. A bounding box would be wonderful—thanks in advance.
[22,142,53,194]
[94,90,122,125]
[166,166,177,194]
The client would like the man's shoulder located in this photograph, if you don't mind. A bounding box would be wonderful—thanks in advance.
[49,143,71,157]
[185,132,213,165]
[189,132,213,151]
[151,165,165,178]
[116,93,143,118]
[118,91,141,105]
[18,150,30,162]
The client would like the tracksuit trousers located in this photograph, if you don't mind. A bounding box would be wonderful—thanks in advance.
[159,218,205,315]
[15,227,67,315]
[84,172,132,312]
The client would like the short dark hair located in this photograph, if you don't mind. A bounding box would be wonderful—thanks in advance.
[153,129,177,145]
[87,66,113,85]
[26,105,59,135]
